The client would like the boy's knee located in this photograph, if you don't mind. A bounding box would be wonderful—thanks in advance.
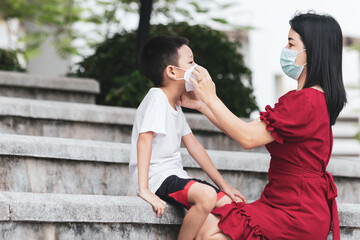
[193,186,217,211]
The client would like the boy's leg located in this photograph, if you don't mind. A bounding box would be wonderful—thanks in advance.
[177,182,218,240]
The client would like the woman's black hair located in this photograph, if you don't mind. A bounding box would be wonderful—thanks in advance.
[290,12,347,125]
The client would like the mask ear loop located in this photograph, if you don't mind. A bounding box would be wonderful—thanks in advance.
[298,49,306,53]
[173,66,187,71]
[172,65,186,80]
[296,49,307,66]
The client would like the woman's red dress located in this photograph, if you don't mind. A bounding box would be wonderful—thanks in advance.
[212,88,340,240]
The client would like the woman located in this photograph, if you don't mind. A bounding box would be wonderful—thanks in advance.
[180,12,346,240]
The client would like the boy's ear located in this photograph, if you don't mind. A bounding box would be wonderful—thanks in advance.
[164,65,177,80]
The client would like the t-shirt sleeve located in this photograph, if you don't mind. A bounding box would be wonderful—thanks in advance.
[139,93,167,135]
[259,90,316,143]
[181,111,192,136]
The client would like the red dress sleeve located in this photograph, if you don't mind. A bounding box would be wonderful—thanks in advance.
[259,90,316,144]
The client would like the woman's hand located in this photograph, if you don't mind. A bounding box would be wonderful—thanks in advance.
[220,183,247,204]
[178,90,204,111]
[190,65,218,105]
[139,188,167,217]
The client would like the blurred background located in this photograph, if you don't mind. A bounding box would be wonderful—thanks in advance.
[0,2,359,238]
[1,0,359,115]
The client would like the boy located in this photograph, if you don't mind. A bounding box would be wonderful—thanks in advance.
[129,36,245,240]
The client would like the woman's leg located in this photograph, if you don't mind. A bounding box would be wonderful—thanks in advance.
[196,213,231,240]
[215,194,232,208]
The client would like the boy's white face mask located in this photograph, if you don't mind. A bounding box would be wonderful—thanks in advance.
[173,64,198,92]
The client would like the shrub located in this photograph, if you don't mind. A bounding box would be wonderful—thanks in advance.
[70,22,258,117]
[0,49,26,72]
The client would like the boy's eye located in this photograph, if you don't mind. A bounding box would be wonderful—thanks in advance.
[288,43,294,47]
[189,61,194,64]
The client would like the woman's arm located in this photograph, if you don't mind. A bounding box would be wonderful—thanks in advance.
[190,66,274,149]
[178,91,230,136]
[182,133,246,203]
[207,99,274,149]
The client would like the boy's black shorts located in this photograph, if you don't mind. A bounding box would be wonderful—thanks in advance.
[155,175,225,209]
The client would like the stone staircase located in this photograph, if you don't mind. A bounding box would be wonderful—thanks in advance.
[0,70,359,239]
[0,71,99,104]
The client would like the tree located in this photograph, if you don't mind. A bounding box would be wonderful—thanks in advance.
[0,0,236,61]
[136,0,153,56]
[69,22,258,117]
[0,48,26,72]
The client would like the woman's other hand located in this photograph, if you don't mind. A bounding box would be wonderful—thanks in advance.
[178,90,204,111]
[221,183,248,204]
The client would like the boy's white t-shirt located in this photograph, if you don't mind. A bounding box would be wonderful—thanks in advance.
[129,88,192,193]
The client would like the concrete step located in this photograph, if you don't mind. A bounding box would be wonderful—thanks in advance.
[0,71,99,104]
[0,192,183,240]
[1,96,358,157]
[333,139,360,157]
[0,191,358,240]
[332,121,359,138]
[0,133,359,203]
[0,96,265,153]
[332,113,360,157]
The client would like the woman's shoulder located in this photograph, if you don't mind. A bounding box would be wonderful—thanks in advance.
[279,88,323,105]
[268,89,317,118]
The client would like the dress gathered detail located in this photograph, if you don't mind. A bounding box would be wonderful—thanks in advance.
[212,202,268,240]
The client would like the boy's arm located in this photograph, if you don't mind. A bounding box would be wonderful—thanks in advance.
[137,131,167,217]
[182,133,247,203]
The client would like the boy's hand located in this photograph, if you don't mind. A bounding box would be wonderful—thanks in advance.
[221,183,247,204]
[139,188,167,217]
[178,91,204,111]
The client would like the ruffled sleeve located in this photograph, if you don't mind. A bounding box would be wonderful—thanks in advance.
[260,90,316,144]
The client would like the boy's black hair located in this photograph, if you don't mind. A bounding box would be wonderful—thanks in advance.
[139,35,189,86]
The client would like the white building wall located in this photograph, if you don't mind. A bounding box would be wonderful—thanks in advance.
[221,0,360,114]
[25,37,71,77]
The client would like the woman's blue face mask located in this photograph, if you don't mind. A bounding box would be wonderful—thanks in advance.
[280,48,306,80]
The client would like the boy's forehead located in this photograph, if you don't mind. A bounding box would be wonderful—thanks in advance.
[178,45,193,58]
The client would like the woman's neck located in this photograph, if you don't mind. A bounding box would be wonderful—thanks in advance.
[296,70,307,91]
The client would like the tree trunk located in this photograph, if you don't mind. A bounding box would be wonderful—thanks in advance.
[136,0,153,59]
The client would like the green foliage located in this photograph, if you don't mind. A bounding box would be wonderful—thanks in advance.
[350,43,360,52]
[355,131,360,143]
[68,30,139,105]
[1,0,83,58]
[70,22,258,117]
[106,70,154,106]
[0,49,26,72]
[1,0,236,59]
